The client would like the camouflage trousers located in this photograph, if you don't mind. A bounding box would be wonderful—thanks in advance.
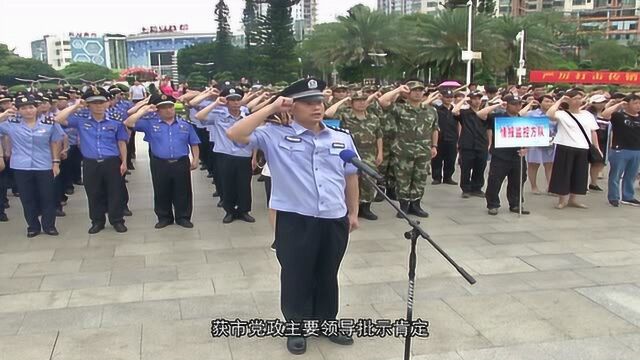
[359,151,378,203]
[394,154,430,201]
[378,145,397,190]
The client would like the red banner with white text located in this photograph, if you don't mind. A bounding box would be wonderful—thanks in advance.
[530,70,640,85]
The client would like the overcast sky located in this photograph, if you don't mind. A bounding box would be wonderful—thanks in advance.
[0,0,377,57]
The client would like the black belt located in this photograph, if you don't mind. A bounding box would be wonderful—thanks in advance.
[152,155,188,163]
[85,157,118,163]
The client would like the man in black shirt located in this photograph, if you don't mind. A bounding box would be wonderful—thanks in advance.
[485,95,530,215]
[431,89,458,185]
[603,94,640,207]
[453,91,490,198]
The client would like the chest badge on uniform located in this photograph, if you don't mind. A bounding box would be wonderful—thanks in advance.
[331,142,346,149]
[284,136,302,143]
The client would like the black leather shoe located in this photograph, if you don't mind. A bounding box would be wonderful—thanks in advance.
[217,199,223,208]
[125,170,132,175]
[0,213,8,222]
[56,209,66,217]
[431,179,442,185]
[212,191,219,198]
[44,228,59,236]
[509,207,531,215]
[358,203,378,220]
[200,165,208,171]
[286,336,307,355]
[73,180,83,186]
[397,200,410,218]
[327,334,354,346]
[176,219,194,228]
[65,188,74,195]
[88,224,105,234]
[27,230,40,238]
[409,200,429,218]
[471,191,485,198]
[443,179,458,185]
[206,173,214,178]
[113,223,128,233]
[155,220,173,229]
[123,208,133,217]
[374,189,385,202]
[223,213,235,224]
[237,213,255,223]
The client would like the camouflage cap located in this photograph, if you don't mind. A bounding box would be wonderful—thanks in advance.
[332,83,348,91]
[406,81,425,90]
[351,91,368,101]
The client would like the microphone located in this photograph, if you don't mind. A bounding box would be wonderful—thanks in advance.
[339,149,385,182]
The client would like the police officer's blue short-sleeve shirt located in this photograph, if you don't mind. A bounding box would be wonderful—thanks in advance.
[135,115,200,159]
[67,112,129,159]
[0,116,64,170]
[243,121,358,219]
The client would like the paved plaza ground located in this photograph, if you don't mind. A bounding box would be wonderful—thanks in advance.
[1,141,640,360]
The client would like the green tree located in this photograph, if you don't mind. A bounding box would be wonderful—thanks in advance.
[302,5,396,82]
[213,0,234,74]
[0,57,60,87]
[477,0,496,15]
[258,0,299,82]
[177,42,217,79]
[488,15,560,83]
[587,40,637,70]
[0,43,17,60]
[60,62,118,82]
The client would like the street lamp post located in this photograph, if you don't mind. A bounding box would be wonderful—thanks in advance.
[516,30,526,86]
[298,57,303,79]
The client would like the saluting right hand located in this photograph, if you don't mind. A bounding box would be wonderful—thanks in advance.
[0,108,16,121]
[215,96,227,106]
[208,88,221,98]
[140,104,157,114]
[269,97,294,113]
[397,85,411,94]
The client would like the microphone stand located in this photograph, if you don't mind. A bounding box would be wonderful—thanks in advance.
[361,174,476,360]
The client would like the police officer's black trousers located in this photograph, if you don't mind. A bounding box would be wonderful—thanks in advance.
[209,145,220,189]
[459,149,488,193]
[0,162,9,214]
[66,145,83,186]
[13,170,56,232]
[431,141,457,182]
[196,128,210,170]
[83,157,125,226]
[126,131,136,168]
[218,153,252,214]
[150,155,193,223]
[275,211,349,322]
[485,157,527,209]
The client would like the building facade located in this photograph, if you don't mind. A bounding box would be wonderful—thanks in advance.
[497,0,639,43]
[377,0,423,14]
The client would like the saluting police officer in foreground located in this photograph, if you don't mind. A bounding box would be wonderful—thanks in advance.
[55,87,129,234]
[0,95,64,237]
[124,94,201,229]
[227,78,359,355]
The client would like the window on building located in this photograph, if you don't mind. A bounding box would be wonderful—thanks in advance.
[64,58,71,63]
[55,41,61,46]
[57,60,61,67]
[630,22,637,30]
[56,49,60,55]
[426,1,437,7]
[63,41,70,45]
[528,3,538,9]
[572,0,586,5]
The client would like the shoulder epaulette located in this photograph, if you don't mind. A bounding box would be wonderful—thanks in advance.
[327,125,350,134]
[41,116,55,125]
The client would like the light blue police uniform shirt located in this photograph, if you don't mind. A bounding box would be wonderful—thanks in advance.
[190,101,210,129]
[134,115,200,159]
[67,112,130,159]
[242,121,359,219]
[0,116,64,170]
[203,106,252,157]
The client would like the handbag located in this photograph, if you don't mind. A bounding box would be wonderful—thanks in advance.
[563,110,604,164]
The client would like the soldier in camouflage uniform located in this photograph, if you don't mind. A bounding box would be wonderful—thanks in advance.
[335,91,383,220]
[372,85,398,201]
[378,81,439,218]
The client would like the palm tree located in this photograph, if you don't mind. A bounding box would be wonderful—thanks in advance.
[302,5,397,79]
[488,15,560,83]
[403,9,497,80]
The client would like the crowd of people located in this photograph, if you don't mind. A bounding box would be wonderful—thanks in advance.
[1,75,640,354]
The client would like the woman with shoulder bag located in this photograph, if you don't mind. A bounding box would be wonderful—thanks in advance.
[546,88,602,209]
